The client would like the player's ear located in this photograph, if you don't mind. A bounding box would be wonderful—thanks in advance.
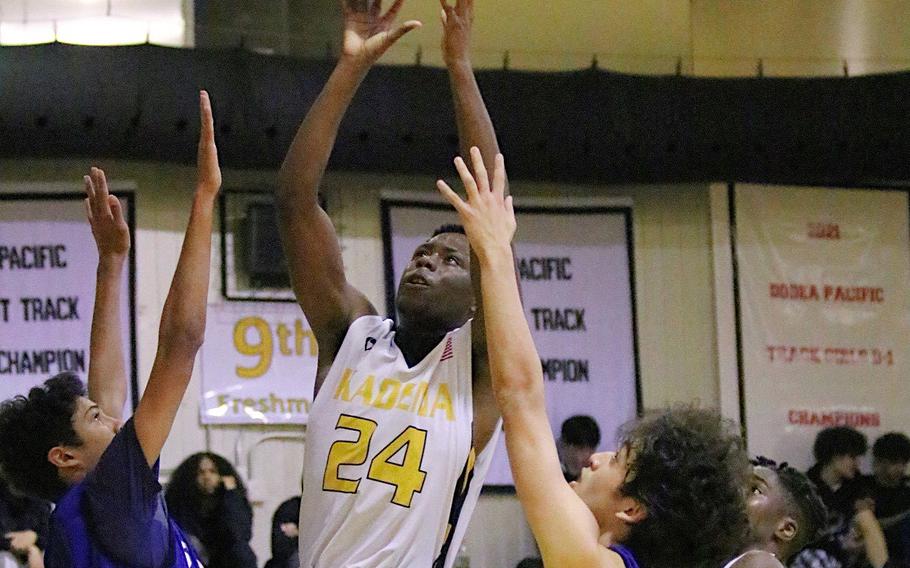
[48,445,81,470]
[775,516,798,543]
[615,497,647,525]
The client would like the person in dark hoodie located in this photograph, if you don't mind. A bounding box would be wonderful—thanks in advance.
[165,453,256,568]
[792,427,889,568]
[0,478,50,568]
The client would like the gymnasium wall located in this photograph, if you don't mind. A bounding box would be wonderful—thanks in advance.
[201,0,910,75]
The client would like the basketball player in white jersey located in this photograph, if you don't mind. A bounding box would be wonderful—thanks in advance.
[276,0,503,566]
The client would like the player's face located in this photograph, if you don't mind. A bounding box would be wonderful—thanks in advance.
[571,447,632,533]
[873,457,907,488]
[746,466,789,544]
[67,396,121,474]
[396,233,474,328]
[196,456,222,494]
[563,444,596,481]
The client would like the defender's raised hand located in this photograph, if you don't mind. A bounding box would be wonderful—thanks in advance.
[440,0,473,66]
[341,0,421,66]
[436,146,514,257]
[196,90,221,198]
[84,167,129,258]
[83,165,130,419]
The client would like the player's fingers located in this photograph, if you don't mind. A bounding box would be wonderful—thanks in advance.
[492,153,506,200]
[436,179,466,212]
[453,156,479,201]
[469,147,489,193]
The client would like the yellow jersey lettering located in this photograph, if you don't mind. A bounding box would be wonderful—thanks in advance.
[430,383,455,421]
[373,378,401,410]
[351,375,375,405]
[397,383,416,411]
[333,373,457,420]
[415,382,430,416]
[333,368,354,401]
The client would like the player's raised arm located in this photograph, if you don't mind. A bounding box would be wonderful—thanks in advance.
[84,167,130,421]
[441,0,506,449]
[441,0,502,184]
[437,149,620,568]
[276,0,420,391]
[132,91,220,466]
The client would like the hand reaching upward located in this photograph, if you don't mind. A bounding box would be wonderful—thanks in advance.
[84,167,129,258]
[440,0,473,66]
[341,0,421,66]
[196,90,222,198]
[436,147,514,259]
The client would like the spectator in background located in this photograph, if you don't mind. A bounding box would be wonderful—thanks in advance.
[264,495,301,568]
[557,415,601,482]
[0,479,49,568]
[865,433,910,567]
[165,453,256,568]
[792,427,889,568]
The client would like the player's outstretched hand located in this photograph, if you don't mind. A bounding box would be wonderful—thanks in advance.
[440,0,473,66]
[341,0,421,67]
[84,167,130,258]
[436,146,514,257]
[196,90,222,199]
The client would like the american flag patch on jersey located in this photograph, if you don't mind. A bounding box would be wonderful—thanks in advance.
[440,337,454,361]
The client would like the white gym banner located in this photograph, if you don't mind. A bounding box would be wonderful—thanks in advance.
[199,301,316,424]
[733,184,910,469]
[0,192,136,408]
[383,197,640,487]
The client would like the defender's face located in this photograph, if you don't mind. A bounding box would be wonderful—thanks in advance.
[68,396,121,474]
[746,466,789,543]
[396,233,474,327]
[571,448,631,533]
[563,444,597,482]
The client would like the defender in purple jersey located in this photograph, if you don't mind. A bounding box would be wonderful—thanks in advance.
[0,91,221,568]
[436,148,753,568]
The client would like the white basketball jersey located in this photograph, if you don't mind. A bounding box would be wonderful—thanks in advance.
[299,316,500,568]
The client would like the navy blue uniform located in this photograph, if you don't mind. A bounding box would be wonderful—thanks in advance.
[45,419,202,568]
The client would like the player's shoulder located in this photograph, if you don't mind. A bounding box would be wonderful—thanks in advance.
[728,550,785,568]
[452,317,473,339]
[599,545,634,568]
[545,546,628,568]
[346,315,393,337]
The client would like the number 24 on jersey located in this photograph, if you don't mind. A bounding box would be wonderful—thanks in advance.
[322,414,429,508]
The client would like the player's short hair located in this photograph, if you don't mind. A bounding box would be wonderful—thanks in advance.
[618,406,751,568]
[560,415,601,448]
[431,224,466,238]
[752,456,827,559]
[0,372,85,501]
[813,427,867,465]
[872,432,910,463]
